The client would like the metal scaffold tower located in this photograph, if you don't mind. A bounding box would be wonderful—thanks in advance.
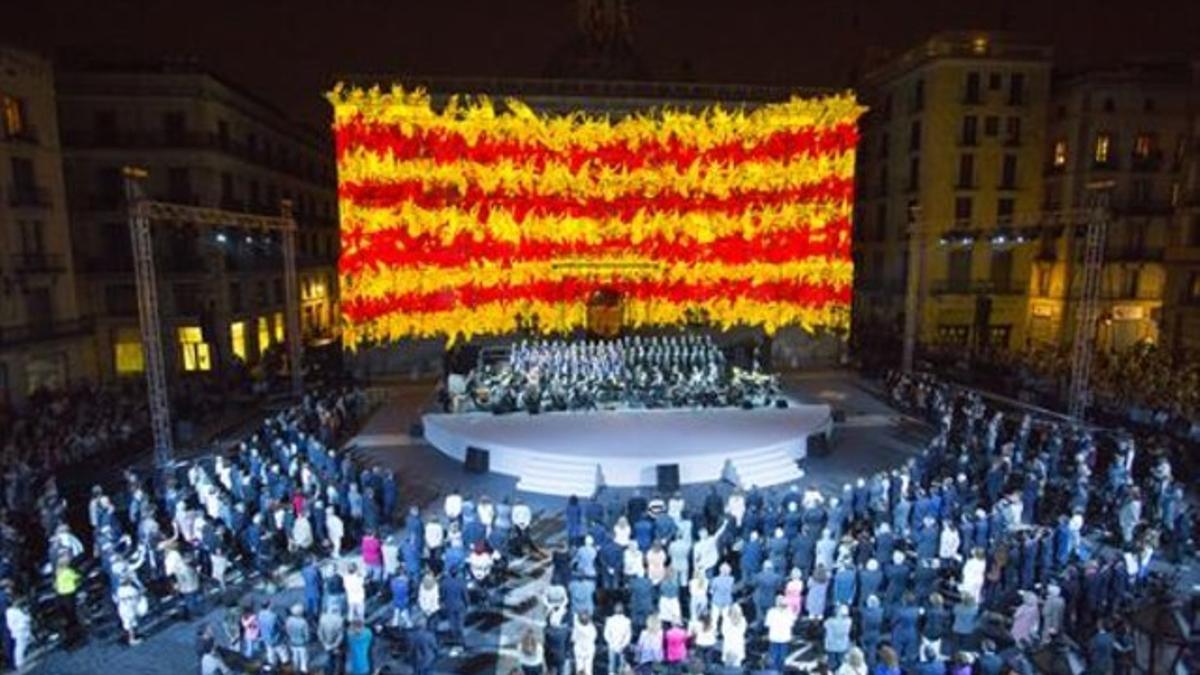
[1067,182,1114,421]
[124,167,302,470]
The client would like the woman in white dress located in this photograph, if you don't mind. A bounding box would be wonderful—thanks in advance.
[115,573,144,645]
[720,603,747,668]
[417,572,440,619]
[572,611,598,675]
[612,516,632,548]
[960,547,987,603]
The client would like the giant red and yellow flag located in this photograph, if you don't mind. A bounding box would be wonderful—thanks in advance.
[329,84,863,346]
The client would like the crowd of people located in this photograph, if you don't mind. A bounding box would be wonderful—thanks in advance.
[0,356,1194,674]
[453,335,781,414]
[494,369,1193,674]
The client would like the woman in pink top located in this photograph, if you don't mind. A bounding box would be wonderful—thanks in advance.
[361,530,384,583]
[663,621,689,664]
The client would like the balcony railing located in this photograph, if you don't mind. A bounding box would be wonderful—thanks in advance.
[12,252,65,273]
[7,185,50,208]
[0,317,93,348]
[931,279,1027,295]
[2,125,39,144]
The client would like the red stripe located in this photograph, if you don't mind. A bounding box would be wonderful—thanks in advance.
[339,176,854,222]
[343,279,850,322]
[339,218,852,275]
[335,118,859,171]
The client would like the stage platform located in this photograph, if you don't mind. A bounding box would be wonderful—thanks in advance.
[422,403,833,496]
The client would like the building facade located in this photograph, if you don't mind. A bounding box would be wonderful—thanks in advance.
[853,32,1053,355]
[0,46,95,405]
[56,65,339,382]
[1163,103,1200,353]
[1036,62,1196,351]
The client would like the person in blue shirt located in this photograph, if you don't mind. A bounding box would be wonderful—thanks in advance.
[752,561,781,629]
[832,563,856,607]
[302,555,323,619]
[740,531,763,582]
[860,595,885,666]
[628,569,654,631]
[441,569,469,649]
[975,639,1003,675]
[890,592,921,664]
[859,559,883,607]
[345,619,373,675]
[389,568,411,628]
[565,496,584,545]
[573,536,598,580]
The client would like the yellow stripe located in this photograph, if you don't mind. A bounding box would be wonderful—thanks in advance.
[337,151,856,198]
[341,258,853,300]
[342,297,849,348]
[338,200,852,244]
[328,85,864,150]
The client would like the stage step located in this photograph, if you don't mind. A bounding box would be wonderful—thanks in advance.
[728,450,803,489]
[515,455,602,497]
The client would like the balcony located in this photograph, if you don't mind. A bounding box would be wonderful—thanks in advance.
[2,125,39,145]
[7,185,50,208]
[931,279,1027,295]
[1108,244,1165,262]
[12,252,66,273]
[1130,151,1163,173]
[0,317,93,348]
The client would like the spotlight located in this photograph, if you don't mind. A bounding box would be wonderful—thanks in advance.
[245,235,254,244]
[215,232,228,244]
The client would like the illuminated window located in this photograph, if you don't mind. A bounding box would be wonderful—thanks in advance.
[177,326,211,372]
[230,321,247,361]
[971,36,989,55]
[1053,140,1067,167]
[1133,133,1153,159]
[1094,133,1112,164]
[2,95,24,137]
[113,327,145,375]
[273,312,285,342]
[258,316,271,350]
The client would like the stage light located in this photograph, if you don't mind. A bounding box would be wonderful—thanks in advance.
[245,235,254,244]
[215,232,228,244]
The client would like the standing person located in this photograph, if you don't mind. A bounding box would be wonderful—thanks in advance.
[5,599,31,671]
[200,644,233,675]
[317,607,345,675]
[766,595,796,672]
[720,603,747,669]
[572,611,598,675]
[175,555,204,619]
[53,555,83,645]
[326,506,345,558]
[664,619,689,668]
[361,530,384,584]
[285,604,311,673]
[115,573,145,645]
[603,604,632,674]
[343,563,366,622]
[836,647,868,675]
[635,614,664,669]
[389,567,412,628]
[258,600,290,669]
[823,604,853,669]
[345,619,373,675]
[441,569,469,653]
[410,616,440,675]
[301,555,323,620]
[518,628,545,675]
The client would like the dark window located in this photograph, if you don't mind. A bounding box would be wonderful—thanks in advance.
[961,116,978,146]
[1001,155,1018,189]
[882,94,893,121]
[249,180,261,207]
[1008,73,1025,105]
[162,111,186,144]
[1144,98,1156,112]
[997,198,1015,223]
[1131,179,1151,204]
[10,157,35,193]
[913,79,925,111]
[948,249,973,286]
[879,132,889,158]
[989,72,1002,90]
[991,250,1014,288]
[955,196,973,223]
[221,172,234,201]
[965,71,981,103]
[104,284,138,315]
[1190,215,1200,247]
[247,132,258,156]
[217,120,229,148]
[907,157,920,191]
[875,204,887,242]
[167,167,191,202]
[909,120,921,151]
[878,166,888,195]
[102,222,129,259]
[273,278,284,303]
[229,282,242,313]
[1103,97,1116,113]
[93,110,117,142]
[96,166,122,205]
[958,154,975,188]
[984,116,999,137]
[1005,117,1022,145]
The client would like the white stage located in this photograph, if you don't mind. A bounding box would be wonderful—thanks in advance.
[422,403,833,496]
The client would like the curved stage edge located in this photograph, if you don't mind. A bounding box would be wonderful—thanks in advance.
[422,403,833,496]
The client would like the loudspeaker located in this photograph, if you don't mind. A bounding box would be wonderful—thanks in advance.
[832,409,847,423]
[409,422,424,439]
[808,433,832,457]
[465,446,490,473]
[775,399,788,409]
[656,464,680,493]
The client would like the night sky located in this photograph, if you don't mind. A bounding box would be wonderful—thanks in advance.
[4,0,1199,128]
